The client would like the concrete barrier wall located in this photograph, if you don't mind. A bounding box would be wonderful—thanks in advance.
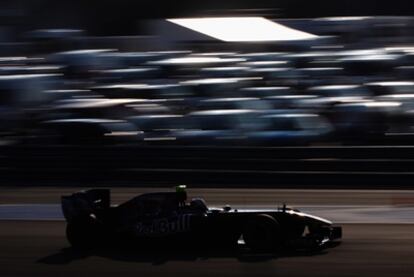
[1,145,413,188]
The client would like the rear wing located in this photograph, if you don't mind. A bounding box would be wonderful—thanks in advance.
[61,189,110,222]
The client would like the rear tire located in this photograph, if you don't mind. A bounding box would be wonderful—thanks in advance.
[242,214,282,252]
[66,221,101,249]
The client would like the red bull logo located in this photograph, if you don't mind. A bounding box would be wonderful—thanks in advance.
[135,214,191,236]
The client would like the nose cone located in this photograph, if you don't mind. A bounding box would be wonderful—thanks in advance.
[289,210,333,225]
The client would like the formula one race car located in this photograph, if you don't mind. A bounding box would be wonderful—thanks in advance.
[61,186,342,252]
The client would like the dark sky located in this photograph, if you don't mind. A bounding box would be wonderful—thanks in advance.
[23,0,414,18]
[8,0,414,35]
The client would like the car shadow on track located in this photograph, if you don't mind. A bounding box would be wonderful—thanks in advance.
[37,242,341,265]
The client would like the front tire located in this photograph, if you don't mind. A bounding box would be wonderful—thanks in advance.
[242,214,282,252]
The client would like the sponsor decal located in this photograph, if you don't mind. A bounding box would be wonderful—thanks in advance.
[136,214,191,236]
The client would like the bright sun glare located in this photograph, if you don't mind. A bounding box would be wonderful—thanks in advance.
[167,17,318,42]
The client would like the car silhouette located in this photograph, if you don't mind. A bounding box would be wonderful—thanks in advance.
[62,186,342,252]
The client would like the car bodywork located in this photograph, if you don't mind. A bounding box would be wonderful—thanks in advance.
[61,188,342,252]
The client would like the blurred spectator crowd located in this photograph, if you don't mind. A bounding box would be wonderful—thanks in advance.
[2,17,414,146]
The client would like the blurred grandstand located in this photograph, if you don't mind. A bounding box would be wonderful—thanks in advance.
[1,14,414,146]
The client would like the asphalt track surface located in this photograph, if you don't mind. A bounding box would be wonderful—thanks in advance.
[1,222,413,277]
[1,187,414,277]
